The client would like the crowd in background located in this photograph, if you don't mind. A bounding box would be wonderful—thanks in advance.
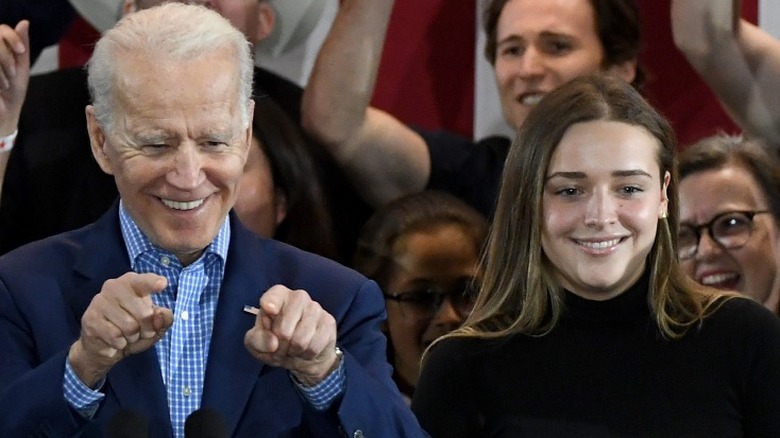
[2,0,780,436]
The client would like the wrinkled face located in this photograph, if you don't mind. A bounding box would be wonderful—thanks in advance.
[679,165,780,311]
[88,50,252,265]
[541,120,668,301]
[384,224,481,388]
[493,0,634,130]
[233,138,286,238]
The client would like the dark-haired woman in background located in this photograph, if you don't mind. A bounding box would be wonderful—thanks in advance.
[353,190,488,403]
[234,97,338,260]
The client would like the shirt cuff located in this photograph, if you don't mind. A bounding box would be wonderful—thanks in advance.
[0,129,17,153]
[64,358,106,419]
[291,352,346,411]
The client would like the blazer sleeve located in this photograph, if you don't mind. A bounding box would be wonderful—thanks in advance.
[303,279,427,438]
[0,278,87,436]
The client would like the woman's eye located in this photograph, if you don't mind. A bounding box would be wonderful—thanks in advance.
[556,187,579,196]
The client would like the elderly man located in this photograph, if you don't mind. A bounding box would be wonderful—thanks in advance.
[0,0,371,262]
[0,4,422,437]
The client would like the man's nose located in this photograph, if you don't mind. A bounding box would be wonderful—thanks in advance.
[517,46,545,79]
[168,145,206,189]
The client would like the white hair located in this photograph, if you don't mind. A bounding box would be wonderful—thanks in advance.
[87,2,254,132]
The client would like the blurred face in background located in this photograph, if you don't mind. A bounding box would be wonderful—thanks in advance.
[383,224,481,390]
[679,164,780,313]
[493,0,635,130]
[233,138,287,238]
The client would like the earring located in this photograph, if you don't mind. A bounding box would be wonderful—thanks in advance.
[660,211,668,219]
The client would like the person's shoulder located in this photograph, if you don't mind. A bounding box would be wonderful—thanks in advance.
[428,334,506,361]
[705,296,780,336]
[0,222,96,272]
[27,66,89,96]
[253,66,302,94]
[418,128,510,156]
[22,67,91,128]
[476,135,512,149]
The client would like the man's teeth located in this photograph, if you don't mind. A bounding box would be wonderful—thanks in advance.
[520,94,544,106]
[577,238,621,250]
[162,198,205,211]
[700,273,738,286]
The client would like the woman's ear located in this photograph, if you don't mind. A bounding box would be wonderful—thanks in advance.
[659,170,671,218]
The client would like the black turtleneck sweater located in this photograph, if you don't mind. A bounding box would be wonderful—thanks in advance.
[411,275,780,437]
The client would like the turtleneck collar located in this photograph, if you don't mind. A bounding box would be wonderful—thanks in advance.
[560,269,652,329]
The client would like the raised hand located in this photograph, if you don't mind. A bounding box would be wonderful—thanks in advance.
[68,272,174,387]
[244,285,340,386]
[0,20,30,137]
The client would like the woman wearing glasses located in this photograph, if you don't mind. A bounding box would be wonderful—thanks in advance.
[411,75,780,436]
[678,135,780,315]
[353,190,488,403]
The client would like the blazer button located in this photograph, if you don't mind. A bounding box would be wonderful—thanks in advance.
[353,430,365,438]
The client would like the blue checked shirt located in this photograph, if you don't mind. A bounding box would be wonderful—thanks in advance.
[63,202,345,436]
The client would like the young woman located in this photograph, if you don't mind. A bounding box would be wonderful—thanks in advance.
[353,190,488,403]
[678,135,780,314]
[411,75,780,436]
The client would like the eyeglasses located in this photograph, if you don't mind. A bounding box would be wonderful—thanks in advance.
[383,282,479,320]
[677,210,770,260]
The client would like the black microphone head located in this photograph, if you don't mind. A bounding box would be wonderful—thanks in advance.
[107,409,150,438]
[184,408,228,438]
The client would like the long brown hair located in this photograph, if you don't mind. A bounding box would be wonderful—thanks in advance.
[442,74,730,345]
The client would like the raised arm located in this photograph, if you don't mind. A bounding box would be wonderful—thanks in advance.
[0,20,29,203]
[671,0,780,143]
[301,0,430,207]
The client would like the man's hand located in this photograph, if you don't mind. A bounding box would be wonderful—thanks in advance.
[68,272,174,388]
[244,285,340,386]
[0,21,30,137]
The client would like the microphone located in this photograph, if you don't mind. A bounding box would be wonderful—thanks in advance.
[107,409,150,438]
[184,408,228,438]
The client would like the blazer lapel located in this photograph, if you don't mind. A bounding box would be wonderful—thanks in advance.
[202,217,273,434]
[66,203,170,425]
[67,203,130,320]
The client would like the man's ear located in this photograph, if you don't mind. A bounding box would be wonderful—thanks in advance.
[605,58,637,85]
[243,99,255,163]
[86,106,115,176]
[255,1,276,42]
[273,188,288,227]
[122,0,136,16]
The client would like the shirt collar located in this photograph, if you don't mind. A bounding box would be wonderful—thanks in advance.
[118,200,231,269]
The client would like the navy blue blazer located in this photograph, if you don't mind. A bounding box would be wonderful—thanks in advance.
[0,205,423,437]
